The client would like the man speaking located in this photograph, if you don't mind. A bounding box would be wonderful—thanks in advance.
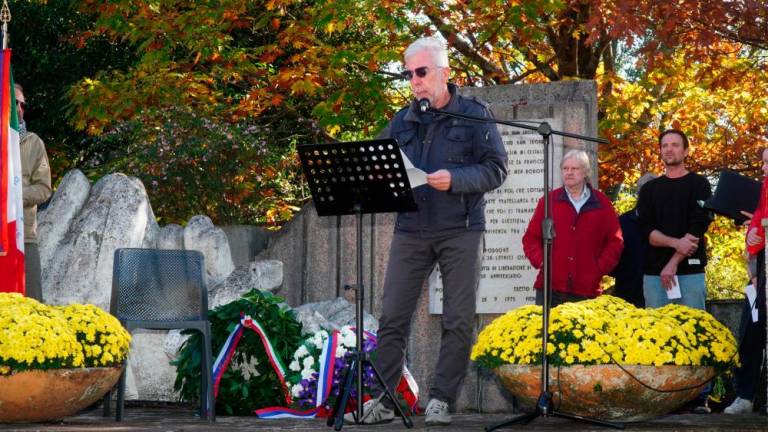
[351,36,507,425]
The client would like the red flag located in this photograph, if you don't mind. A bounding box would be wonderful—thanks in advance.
[0,48,25,294]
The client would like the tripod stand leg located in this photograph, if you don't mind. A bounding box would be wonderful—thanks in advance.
[329,356,359,429]
[365,358,413,428]
[484,411,539,431]
[552,410,624,429]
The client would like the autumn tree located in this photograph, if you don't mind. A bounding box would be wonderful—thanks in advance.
[68,0,405,225]
[38,0,768,202]
[59,0,768,295]
[354,0,767,297]
[7,0,134,180]
[345,1,768,182]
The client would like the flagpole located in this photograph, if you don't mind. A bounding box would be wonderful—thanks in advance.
[1,0,10,49]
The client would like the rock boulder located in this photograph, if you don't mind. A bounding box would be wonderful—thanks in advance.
[43,173,158,310]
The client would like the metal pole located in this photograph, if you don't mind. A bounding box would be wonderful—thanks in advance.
[539,122,553,415]
[762,217,768,415]
[1,0,11,50]
[355,210,364,420]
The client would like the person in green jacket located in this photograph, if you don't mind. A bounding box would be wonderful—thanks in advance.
[15,83,52,302]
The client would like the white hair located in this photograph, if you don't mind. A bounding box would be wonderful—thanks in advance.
[403,37,449,68]
[560,149,592,178]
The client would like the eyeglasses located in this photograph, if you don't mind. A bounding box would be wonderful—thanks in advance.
[16,100,25,109]
[401,66,430,80]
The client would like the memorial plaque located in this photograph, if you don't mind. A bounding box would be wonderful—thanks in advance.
[429,118,563,314]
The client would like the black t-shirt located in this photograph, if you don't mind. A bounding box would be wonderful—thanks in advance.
[637,172,713,275]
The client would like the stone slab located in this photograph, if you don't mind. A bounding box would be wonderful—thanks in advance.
[221,225,270,267]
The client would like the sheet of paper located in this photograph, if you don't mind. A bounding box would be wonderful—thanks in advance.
[666,276,682,299]
[745,284,759,323]
[400,149,427,188]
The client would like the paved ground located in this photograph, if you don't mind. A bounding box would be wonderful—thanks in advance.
[0,404,765,432]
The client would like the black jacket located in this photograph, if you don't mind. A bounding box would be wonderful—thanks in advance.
[610,208,647,308]
[380,84,508,236]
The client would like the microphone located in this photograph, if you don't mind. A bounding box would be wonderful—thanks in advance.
[418,98,431,113]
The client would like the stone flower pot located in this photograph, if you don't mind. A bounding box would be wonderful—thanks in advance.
[0,366,123,423]
[495,364,714,422]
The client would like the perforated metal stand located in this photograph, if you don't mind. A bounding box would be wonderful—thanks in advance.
[326,210,412,430]
[297,139,417,430]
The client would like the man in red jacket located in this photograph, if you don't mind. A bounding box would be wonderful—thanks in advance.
[522,149,623,306]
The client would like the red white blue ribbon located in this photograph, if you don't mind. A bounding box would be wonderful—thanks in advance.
[252,406,323,419]
[316,330,339,407]
[400,362,419,413]
[212,319,419,418]
[211,315,292,405]
[359,329,420,414]
[240,316,292,405]
[255,329,339,419]
[211,321,245,398]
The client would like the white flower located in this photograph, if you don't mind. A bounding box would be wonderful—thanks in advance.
[301,367,316,380]
[335,345,348,358]
[295,345,309,359]
[289,360,300,371]
[312,330,329,349]
[303,356,315,369]
[339,327,356,348]
[291,383,304,397]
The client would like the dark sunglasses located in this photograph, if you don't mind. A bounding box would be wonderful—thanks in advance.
[16,100,25,109]
[401,66,429,80]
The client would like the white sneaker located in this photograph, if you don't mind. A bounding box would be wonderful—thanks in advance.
[343,399,394,424]
[724,397,753,414]
[425,398,451,425]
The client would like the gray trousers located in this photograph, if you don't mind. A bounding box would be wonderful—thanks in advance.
[374,231,483,406]
[25,242,43,302]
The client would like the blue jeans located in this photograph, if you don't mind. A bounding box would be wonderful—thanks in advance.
[644,273,711,401]
[643,273,706,309]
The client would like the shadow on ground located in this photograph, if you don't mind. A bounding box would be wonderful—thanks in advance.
[0,402,765,432]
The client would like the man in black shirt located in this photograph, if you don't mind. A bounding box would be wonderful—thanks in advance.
[636,129,713,414]
[637,129,712,309]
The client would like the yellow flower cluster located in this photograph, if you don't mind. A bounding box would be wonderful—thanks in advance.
[59,303,132,367]
[0,293,131,375]
[471,296,738,371]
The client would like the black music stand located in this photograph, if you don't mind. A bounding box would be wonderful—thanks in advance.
[298,139,415,431]
[704,169,761,225]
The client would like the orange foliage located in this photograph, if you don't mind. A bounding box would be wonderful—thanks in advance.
[67,0,767,226]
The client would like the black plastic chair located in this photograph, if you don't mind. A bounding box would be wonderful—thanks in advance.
[102,248,215,422]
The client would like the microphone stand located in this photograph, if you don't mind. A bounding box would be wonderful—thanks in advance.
[420,100,622,430]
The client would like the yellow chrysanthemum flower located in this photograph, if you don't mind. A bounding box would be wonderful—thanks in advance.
[471,295,738,371]
[0,293,131,375]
